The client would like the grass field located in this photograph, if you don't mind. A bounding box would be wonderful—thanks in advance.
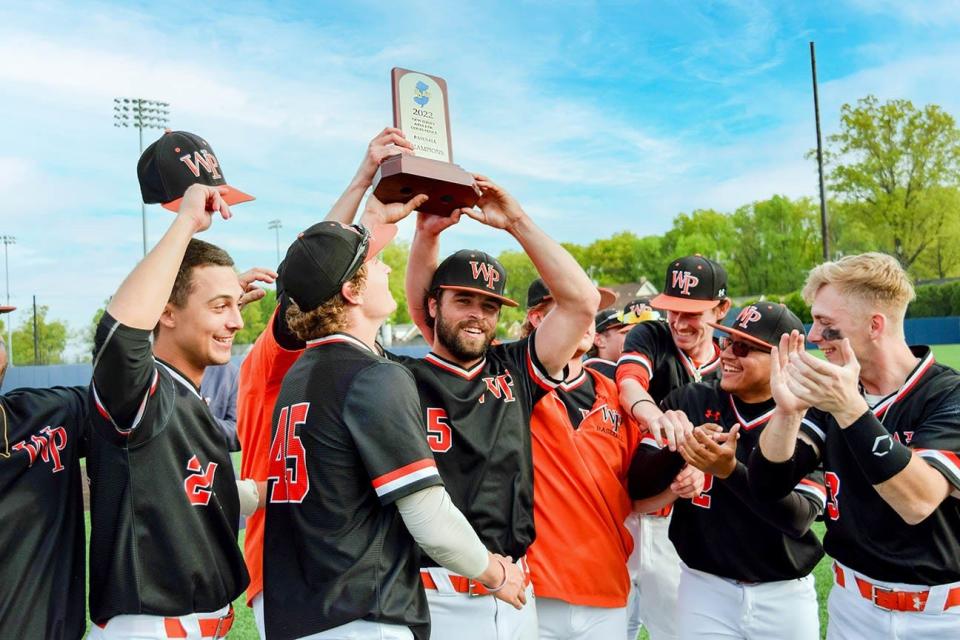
[83,344,960,638]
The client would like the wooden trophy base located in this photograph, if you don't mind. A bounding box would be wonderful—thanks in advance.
[372,154,479,216]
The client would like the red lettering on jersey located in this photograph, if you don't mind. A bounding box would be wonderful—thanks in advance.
[671,270,700,296]
[179,150,222,179]
[469,261,501,290]
[183,455,219,506]
[824,471,840,520]
[692,473,714,509]
[482,374,516,403]
[11,425,68,472]
[426,407,453,453]
[600,406,622,432]
[903,431,915,444]
[268,403,311,503]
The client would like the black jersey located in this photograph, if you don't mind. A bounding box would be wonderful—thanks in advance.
[656,381,825,582]
[264,334,443,640]
[0,386,88,639]
[87,313,248,623]
[616,320,721,404]
[583,357,616,381]
[796,347,960,585]
[556,369,597,428]
[390,334,560,561]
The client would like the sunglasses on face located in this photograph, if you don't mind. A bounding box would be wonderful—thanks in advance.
[719,337,771,357]
[337,224,371,287]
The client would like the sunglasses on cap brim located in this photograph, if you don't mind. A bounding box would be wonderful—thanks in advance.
[336,224,371,288]
[718,337,772,357]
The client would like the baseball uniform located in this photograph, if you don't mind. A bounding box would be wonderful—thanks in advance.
[0,386,88,639]
[87,312,248,636]
[749,346,960,639]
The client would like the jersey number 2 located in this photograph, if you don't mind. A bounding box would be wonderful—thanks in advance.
[692,473,714,509]
[824,471,840,521]
[426,407,452,453]
[268,403,310,503]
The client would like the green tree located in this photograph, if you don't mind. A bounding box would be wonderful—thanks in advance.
[13,305,68,364]
[382,240,411,324]
[910,188,960,279]
[496,250,539,333]
[826,95,960,269]
[660,209,735,269]
[235,288,277,345]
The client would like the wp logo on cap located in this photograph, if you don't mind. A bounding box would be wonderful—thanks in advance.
[711,302,804,351]
[650,255,728,314]
[431,249,518,307]
[736,305,763,329]
[137,130,254,212]
[470,261,501,291]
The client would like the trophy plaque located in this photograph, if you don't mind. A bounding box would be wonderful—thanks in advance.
[372,67,479,215]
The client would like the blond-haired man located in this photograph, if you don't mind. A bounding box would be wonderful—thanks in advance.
[750,252,960,639]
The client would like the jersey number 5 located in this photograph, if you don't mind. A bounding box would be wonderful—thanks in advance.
[692,473,714,509]
[824,471,840,521]
[268,403,310,503]
[426,407,453,453]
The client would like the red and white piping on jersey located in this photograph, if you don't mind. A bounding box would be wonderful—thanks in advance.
[157,361,203,400]
[92,367,160,435]
[371,459,440,498]
[424,353,486,379]
[617,352,653,378]
[675,343,721,383]
[526,342,562,391]
[795,477,827,509]
[558,370,589,392]
[728,396,776,431]
[868,350,935,419]
[639,432,662,450]
[915,448,960,490]
[306,333,374,354]
[583,357,616,370]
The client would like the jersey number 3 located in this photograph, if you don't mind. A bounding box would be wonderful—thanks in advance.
[426,407,453,453]
[268,403,311,503]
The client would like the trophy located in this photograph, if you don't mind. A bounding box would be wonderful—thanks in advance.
[372,68,479,215]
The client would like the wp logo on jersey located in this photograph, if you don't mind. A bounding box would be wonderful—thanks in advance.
[183,455,219,506]
[470,261,501,291]
[481,373,516,403]
[670,270,700,296]
[11,425,68,473]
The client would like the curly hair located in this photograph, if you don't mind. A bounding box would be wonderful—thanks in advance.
[286,265,368,341]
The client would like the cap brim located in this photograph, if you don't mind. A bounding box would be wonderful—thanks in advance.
[161,184,256,212]
[650,293,720,313]
[0,305,15,314]
[708,322,774,351]
[597,287,617,310]
[364,221,398,262]
[438,285,519,307]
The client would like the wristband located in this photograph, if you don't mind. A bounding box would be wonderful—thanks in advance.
[630,398,657,419]
[841,411,912,485]
[483,557,510,593]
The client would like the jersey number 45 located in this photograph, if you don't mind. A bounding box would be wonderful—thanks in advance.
[268,402,311,503]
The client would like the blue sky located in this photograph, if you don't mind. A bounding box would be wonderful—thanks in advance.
[2,0,960,358]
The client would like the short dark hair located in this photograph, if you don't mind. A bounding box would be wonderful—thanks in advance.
[169,239,235,308]
[423,288,441,330]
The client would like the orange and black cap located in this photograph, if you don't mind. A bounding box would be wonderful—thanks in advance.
[430,249,518,307]
[710,302,804,351]
[650,255,728,313]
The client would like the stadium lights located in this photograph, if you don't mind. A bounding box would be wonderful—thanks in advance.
[113,97,171,256]
[268,219,282,265]
[1,235,14,364]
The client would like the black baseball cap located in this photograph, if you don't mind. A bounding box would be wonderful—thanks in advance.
[650,255,728,313]
[710,302,804,351]
[525,277,616,310]
[279,220,398,313]
[137,130,254,211]
[430,249,518,307]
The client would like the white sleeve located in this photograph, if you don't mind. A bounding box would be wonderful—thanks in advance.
[396,484,489,578]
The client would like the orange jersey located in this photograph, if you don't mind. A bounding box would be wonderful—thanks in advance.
[236,308,303,604]
[527,368,640,607]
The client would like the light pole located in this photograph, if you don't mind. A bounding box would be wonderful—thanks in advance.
[268,219,282,265]
[113,97,170,256]
[1,235,14,364]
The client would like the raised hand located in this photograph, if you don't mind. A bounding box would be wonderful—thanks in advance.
[460,175,526,231]
[785,338,867,427]
[237,267,278,309]
[361,193,429,226]
[354,127,415,187]
[177,184,232,233]
[649,409,696,452]
[770,330,812,415]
